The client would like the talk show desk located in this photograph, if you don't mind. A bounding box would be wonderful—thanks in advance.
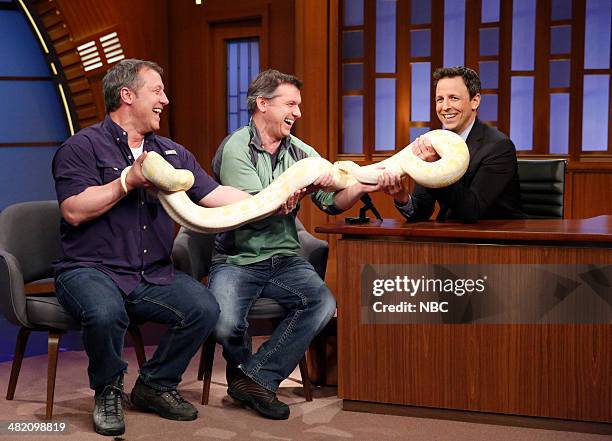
[315,216,612,429]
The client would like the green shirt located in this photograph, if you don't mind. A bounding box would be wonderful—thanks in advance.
[211,121,341,265]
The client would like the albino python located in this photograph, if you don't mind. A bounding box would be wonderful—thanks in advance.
[133,129,469,233]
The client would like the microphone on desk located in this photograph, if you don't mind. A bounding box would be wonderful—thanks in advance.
[345,194,383,224]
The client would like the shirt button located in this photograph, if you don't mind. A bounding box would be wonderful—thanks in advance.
[140,270,145,275]
[143,249,148,254]
[141,201,145,205]
[116,137,120,142]
[143,225,147,230]
[128,155,132,160]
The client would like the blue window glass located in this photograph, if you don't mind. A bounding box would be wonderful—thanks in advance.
[0,81,68,143]
[0,147,59,209]
[511,0,536,71]
[479,61,499,89]
[551,0,572,20]
[410,126,430,143]
[343,95,364,154]
[343,63,363,90]
[549,93,569,154]
[411,62,430,122]
[0,10,49,76]
[584,0,611,69]
[551,25,571,55]
[479,94,498,121]
[443,0,465,67]
[226,38,259,133]
[480,27,499,56]
[510,76,534,150]
[343,30,364,59]
[375,78,396,151]
[410,29,431,57]
[411,0,431,24]
[376,0,396,73]
[344,0,364,26]
[549,60,570,88]
[581,75,609,151]
[481,0,500,23]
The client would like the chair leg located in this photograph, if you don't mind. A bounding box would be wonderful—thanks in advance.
[200,335,216,405]
[298,354,313,402]
[46,332,62,420]
[127,325,147,368]
[197,345,205,381]
[6,328,31,400]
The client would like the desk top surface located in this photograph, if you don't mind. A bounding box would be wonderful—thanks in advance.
[315,215,612,243]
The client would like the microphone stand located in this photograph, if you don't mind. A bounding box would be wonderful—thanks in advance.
[345,194,383,224]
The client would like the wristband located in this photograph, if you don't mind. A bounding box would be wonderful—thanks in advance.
[120,166,132,195]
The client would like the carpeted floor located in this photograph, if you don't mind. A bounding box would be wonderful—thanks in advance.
[0,339,609,441]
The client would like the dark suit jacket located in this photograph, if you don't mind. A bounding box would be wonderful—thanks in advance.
[399,119,525,223]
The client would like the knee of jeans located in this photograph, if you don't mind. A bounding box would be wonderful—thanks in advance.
[315,287,337,321]
[214,314,247,342]
[186,292,220,326]
[83,302,128,329]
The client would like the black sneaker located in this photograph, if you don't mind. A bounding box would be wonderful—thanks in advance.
[227,371,290,420]
[93,375,126,436]
[130,377,198,421]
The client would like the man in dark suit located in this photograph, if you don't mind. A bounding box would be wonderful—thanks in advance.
[380,66,524,222]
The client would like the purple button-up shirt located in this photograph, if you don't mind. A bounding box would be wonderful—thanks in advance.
[52,116,219,294]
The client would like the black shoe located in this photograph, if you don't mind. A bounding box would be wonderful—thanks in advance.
[227,371,290,420]
[130,377,198,421]
[93,375,126,436]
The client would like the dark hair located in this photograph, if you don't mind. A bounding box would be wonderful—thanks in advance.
[433,66,481,98]
[247,69,303,113]
[102,59,163,113]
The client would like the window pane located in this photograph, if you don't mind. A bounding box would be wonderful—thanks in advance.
[479,61,499,89]
[344,0,364,26]
[343,30,364,59]
[549,60,570,88]
[343,95,364,154]
[581,75,609,151]
[410,126,430,143]
[511,0,536,71]
[443,0,465,67]
[584,0,611,69]
[411,62,430,122]
[551,25,571,55]
[411,0,431,24]
[510,76,534,150]
[343,63,363,90]
[479,94,498,121]
[227,38,259,133]
[480,27,499,56]
[482,0,500,23]
[376,0,397,73]
[0,81,68,143]
[551,0,572,20]
[550,93,569,154]
[410,29,431,57]
[0,10,49,76]
[375,79,396,150]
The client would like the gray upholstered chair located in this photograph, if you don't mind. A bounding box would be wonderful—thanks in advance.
[0,200,146,419]
[517,159,567,219]
[172,218,329,405]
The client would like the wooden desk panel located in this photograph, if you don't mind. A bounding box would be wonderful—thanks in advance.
[318,218,612,424]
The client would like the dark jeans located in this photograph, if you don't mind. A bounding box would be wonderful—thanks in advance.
[55,268,219,391]
[208,255,336,392]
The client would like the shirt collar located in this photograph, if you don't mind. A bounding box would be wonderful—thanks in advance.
[103,114,156,146]
[248,119,291,151]
[457,117,476,141]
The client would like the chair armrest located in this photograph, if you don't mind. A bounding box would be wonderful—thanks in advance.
[0,250,32,328]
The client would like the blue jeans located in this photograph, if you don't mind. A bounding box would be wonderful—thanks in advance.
[55,268,219,391]
[208,255,336,392]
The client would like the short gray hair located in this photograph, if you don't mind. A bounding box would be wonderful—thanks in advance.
[102,59,163,113]
[247,69,303,114]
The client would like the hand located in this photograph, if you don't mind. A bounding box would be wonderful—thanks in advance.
[378,171,410,204]
[276,188,306,215]
[305,172,335,194]
[412,136,440,162]
[124,151,152,192]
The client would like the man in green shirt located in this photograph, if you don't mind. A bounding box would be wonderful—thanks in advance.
[209,69,379,419]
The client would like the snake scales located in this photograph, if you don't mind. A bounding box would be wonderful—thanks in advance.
[134,129,469,233]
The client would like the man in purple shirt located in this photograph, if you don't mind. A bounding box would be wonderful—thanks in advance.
[52,59,253,436]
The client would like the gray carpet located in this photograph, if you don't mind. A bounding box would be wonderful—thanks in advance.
[0,339,608,441]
